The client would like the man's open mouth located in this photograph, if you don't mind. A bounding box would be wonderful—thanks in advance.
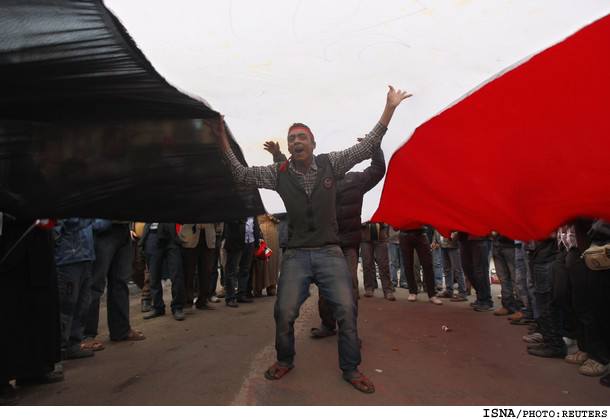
[294,146,304,153]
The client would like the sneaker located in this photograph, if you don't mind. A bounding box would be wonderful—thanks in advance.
[565,351,588,365]
[364,290,374,298]
[450,295,468,302]
[437,290,453,298]
[407,294,417,302]
[528,346,567,358]
[579,359,609,377]
[522,332,544,343]
[507,311,524,321]
[494,307,514,316]
[473,304,493,312]
[226,300,239,308]
[63,344,94,360]
[208,296,221,303]
[141,300,152,313]
[429,296,442,305]
[172,308,185,321]
[385,293,396,301]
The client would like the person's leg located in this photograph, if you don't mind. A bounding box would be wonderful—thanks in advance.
[106,226,133,340]
[532,258,566,355]
[433,247,443,289]
[472,240,493,308]
[84,231,114,338]
[182,246,198,307]
[167,241,186,311]
[442,248,453,294]
[57,264,79,352]
[360,241,375,293]
[196,246,215,304]
[554,248,579,346]
[69,261,92,348]
[224,249,242,303]
[274,249,315,366]
[388,243,400,287]
[342,246,360,305]
[413,250,423,292]
[313,246,361,379]
[144,232,166,313]
[131,238,145,289]
[493,246,517,312]
[460,241,477,303]
[374,240,393,296]
[398,247,406,288]
[236,243,255,300]
[399,235,417,295]
[414,235,436,298]
[450,247,467,297]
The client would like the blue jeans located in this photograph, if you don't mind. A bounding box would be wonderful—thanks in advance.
[460,240,493,308]
[57,261,92,349]
[442,247,466,296]
[534,258,564,352]
[433,247,443,288]
[85,224,132,340]
[388,242,406,287]
[514,245,535,318]
[492,246,518,312]
[225,243,255,301]
[145,233,186,311]
[274,246,360,379]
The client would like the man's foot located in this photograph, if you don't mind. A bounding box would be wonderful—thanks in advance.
[15,364,64,386]
[63,344,94,360]
[226,300,239,308]
[385,293,396,301]
[522,332,543,343]
[195,300,215,310]
[527,346,566,358]
[579,359,608,377]
[0,383,18,406]
[473,304,493,312]
[407,294,417,302]
[143,308,165,319]
[565,351,588,365]
[399,284,408,289]
[364,290,374,298]
[437,290,453,298]
[450,295,468,302]
[236,297,254,303]
[208,296,221,303]
[141,300,152,313]
[310,325,337,338]
[494,307,514,316]
[507,311,524,321]
[264,362,294,380]
[429,296,442,305]
[345,372,375,394]
[80,338,105,352]
[172,308,185,321]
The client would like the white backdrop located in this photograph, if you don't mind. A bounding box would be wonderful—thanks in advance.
[104,0,610,220]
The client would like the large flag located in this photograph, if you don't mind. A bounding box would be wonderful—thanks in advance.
[372,14,610,240]
[0,0,265,222]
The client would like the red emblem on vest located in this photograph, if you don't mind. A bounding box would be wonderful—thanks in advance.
[323,177,333,189]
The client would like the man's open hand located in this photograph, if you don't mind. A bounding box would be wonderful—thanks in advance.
[387,85,412,108]
[263,141,281,156]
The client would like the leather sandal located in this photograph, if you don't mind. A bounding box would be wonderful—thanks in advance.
[264,362,294,380]
[346,372,375,394]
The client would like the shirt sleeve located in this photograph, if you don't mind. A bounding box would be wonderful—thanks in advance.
[221,149,279,191]
[327,122,388,179]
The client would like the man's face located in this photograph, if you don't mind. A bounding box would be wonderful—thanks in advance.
[287,128,315,162]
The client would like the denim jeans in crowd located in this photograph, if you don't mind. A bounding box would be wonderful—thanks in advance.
[442,247,466,297]
[274,245,360,379]
[145,233,186,311]
[514,244,535,318]
[492,245,518,312]
[433,247,443,288]
[534,258,565,352]
[57,261,92,349]
[388,242,406,287]
[85,224,132,341]
[225,242,255,301]
[460,239,493,308]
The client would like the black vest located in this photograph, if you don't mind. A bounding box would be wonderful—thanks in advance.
[276,155,339,248]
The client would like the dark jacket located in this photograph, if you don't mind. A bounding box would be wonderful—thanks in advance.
[141,223,183,250]
[274,146,385,248]
[223,217,262,251]
[53,218,95,266]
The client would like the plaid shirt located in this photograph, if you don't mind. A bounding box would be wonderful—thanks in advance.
[222,122,387,196]
[557,224,578,251]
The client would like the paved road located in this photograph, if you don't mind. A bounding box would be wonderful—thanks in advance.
[18,280,609,405]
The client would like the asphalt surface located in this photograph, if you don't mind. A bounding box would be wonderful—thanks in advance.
[15,279,610,405]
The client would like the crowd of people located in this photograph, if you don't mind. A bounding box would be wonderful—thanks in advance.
[1,86,609,404]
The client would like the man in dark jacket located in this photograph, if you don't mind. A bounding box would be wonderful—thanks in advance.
[223,217,262,307]
[265,140,387,335]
